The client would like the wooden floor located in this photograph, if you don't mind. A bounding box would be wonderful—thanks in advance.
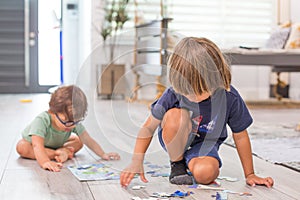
[0,93,299,200]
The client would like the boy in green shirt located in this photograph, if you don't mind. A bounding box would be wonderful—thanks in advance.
[16,85,120,172]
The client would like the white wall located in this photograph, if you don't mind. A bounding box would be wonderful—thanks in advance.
[289,0,300,101]
[231,66,272,101]
[290,0,300,22]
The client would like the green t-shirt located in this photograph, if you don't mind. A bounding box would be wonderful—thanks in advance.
[22,111,86,149]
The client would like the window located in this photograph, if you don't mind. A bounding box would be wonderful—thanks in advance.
[125,0,278,48]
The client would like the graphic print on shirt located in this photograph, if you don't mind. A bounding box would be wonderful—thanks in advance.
[191,115,203,133]
[192,115,218,135]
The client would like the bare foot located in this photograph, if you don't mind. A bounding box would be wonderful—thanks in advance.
[54,147,75,163]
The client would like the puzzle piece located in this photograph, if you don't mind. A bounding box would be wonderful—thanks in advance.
[151,172,169,177]
[217,176,238,182]
[215,191,228,200]
[151,190,193,198]
[223,190,252,196]
[132,185,146,190]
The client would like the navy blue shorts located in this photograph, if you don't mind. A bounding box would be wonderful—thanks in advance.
[158,128,222,168]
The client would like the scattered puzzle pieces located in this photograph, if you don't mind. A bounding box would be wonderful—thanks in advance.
[217,176,238,182]
[151,190,193,198]
[189,181,223,190]
[223,190,252,196]
[171,190,194,197]
[151,172,170,177]
[132,185,146,190]
[132,197,159,200]
[145,161,170,178]
[214,191,228,200]
[211,190,252,199]
[194,184,225,191]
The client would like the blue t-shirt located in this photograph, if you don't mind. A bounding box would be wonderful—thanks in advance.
[151,86,253,146]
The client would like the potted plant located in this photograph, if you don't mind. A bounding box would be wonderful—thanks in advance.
[98,0,130,98]
[101,0,130,63]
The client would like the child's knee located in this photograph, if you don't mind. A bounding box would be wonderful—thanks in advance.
[189,157,219,184]
[16,143,22,156]
[162,108,191,133]
[16,139,31,157]
[193,166,219,184]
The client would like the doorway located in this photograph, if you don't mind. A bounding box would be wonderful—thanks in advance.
[0,0,60,93]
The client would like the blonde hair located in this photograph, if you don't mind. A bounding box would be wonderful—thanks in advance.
[49,85,87,121]
[168,37,231,95]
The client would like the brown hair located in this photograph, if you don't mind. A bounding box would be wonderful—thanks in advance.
[49,85,87,121]
[168,37,231,96]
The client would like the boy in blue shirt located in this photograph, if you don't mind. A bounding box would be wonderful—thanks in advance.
[120,37,274,187]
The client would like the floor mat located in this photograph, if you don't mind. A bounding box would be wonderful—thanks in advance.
[225,122,300,172]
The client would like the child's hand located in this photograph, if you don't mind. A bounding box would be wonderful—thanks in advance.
[246,174,274,188]
[120,162,148,187]
[101,152,120,160]
[42,161,63,172]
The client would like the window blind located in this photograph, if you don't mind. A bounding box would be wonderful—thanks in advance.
[122,0,277,48]
[168,0,277,48]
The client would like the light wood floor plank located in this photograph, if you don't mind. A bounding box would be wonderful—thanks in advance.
[89,184,132,200]
[0,168,94,200]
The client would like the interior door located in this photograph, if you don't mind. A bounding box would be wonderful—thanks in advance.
[0,0,54,93]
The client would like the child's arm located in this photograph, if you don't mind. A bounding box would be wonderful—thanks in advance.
[31,135,62,172]
[79,131,120,160]
[120,115,161,187]
[233,130,274,188]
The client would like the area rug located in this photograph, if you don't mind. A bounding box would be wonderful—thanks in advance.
[225,122,300,172]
